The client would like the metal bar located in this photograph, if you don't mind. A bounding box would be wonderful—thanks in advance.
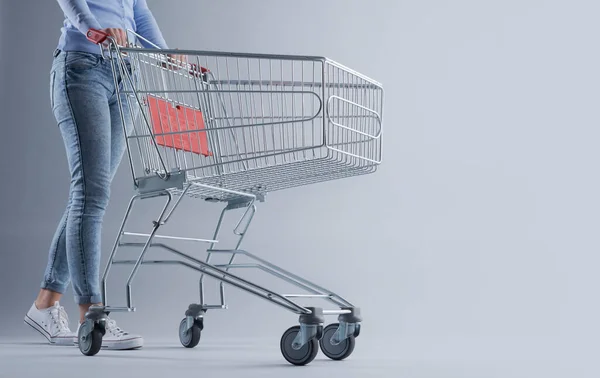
[203,254,349,307]
[139,47,161,174]
[327,146,382,165]
[120,77,379,89]
[213,263,257,268]
[209,63,229,175]
[185,80,380,89]
[111,50,170,179]
[323,310,352,315]
[233,57,247,172]
[113,260,166,264]
[207,249,245,254]
[203,305,228,309]
[162,180,191,222]
[325,58,383,87]
[235,249,354,308]
[220,201,256,309]
[120,242,311,314]
[167,246,310,314]
[201,71,225,177]
[322,58,328,148]
[103,307,136,313]
[193,182,256,199]
[127,145,319,178]
[124,191,173,309]
[257,58,269,169]
[248,263,336,301]
[118,47,329,63]
[326,95,382,139]
[127,118,322,138]
[219,282,226,307]
[122,232,218,244]
[102,194,141,305]
[201,205,227,306]
[110,256,297,313]
[108,52,139,186]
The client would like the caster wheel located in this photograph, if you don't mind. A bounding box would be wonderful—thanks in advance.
[319,323,355,361]
[179,318,201,348]
[280,326,319,366]
[78,325,103,356]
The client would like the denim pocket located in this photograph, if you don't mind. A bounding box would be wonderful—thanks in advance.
[65,51,102,72]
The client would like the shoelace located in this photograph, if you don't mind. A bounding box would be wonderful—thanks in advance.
[49,305,71,334]
[105,318,128,337]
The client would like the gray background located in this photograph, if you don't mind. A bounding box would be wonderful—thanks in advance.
[2,0,600,377]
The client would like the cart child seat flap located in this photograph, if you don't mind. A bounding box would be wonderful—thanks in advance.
[147,95,212,157]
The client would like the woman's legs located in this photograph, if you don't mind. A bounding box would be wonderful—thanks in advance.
[41,86,133,325]
[28,51,142,349]
[48,52,113,305]
[28,50,113,343]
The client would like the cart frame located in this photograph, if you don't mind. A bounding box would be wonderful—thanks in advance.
[77,29,383,365]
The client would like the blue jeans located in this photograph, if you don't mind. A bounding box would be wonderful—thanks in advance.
[41,50,133,305]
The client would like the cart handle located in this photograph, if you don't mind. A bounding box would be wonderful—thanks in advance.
[86,28,110,45]
[158,57,209,79]
[88,28,210,76]
[125,28,211,75]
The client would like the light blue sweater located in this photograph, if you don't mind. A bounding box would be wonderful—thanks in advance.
[56,0,168,54]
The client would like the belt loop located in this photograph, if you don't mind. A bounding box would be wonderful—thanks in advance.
[53,49,61,57]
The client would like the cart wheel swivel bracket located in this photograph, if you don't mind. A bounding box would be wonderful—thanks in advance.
[292,307,324,350]
[184,304,206,331]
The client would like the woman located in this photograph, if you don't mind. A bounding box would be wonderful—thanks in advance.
[24,0,179,350]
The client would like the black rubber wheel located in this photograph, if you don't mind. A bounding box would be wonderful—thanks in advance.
[319,323,355,361]
[78,326,103,356]
[280,326,319,366]
[179,318,201,348]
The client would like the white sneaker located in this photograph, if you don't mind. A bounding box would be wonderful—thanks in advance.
[76,317,143,350]
[24,301,76,345]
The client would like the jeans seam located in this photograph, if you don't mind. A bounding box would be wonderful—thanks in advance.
[44,214,68,286]
[63,55,91,302]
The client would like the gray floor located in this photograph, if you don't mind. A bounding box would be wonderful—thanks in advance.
[1,337,595,378]
[0,337,404,378]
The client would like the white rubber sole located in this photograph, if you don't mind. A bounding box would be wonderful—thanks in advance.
[75,337,144,350]
[100,336,144,350]
[74,329,144,350]
[24,315,76,346]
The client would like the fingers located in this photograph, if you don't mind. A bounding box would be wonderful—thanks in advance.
[118,29,128,46]
[102,28,128,47]
[101,28,117,45]
[172,55,187,65]
[116,28,127,46]
[164,53,187,70]
[170,48,187,65]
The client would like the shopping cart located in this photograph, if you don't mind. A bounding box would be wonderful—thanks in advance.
[79,29,384,365]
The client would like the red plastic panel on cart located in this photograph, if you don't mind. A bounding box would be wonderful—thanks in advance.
[147,96,212,157]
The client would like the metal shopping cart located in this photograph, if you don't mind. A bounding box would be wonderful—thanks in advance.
[79,29,384,365]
